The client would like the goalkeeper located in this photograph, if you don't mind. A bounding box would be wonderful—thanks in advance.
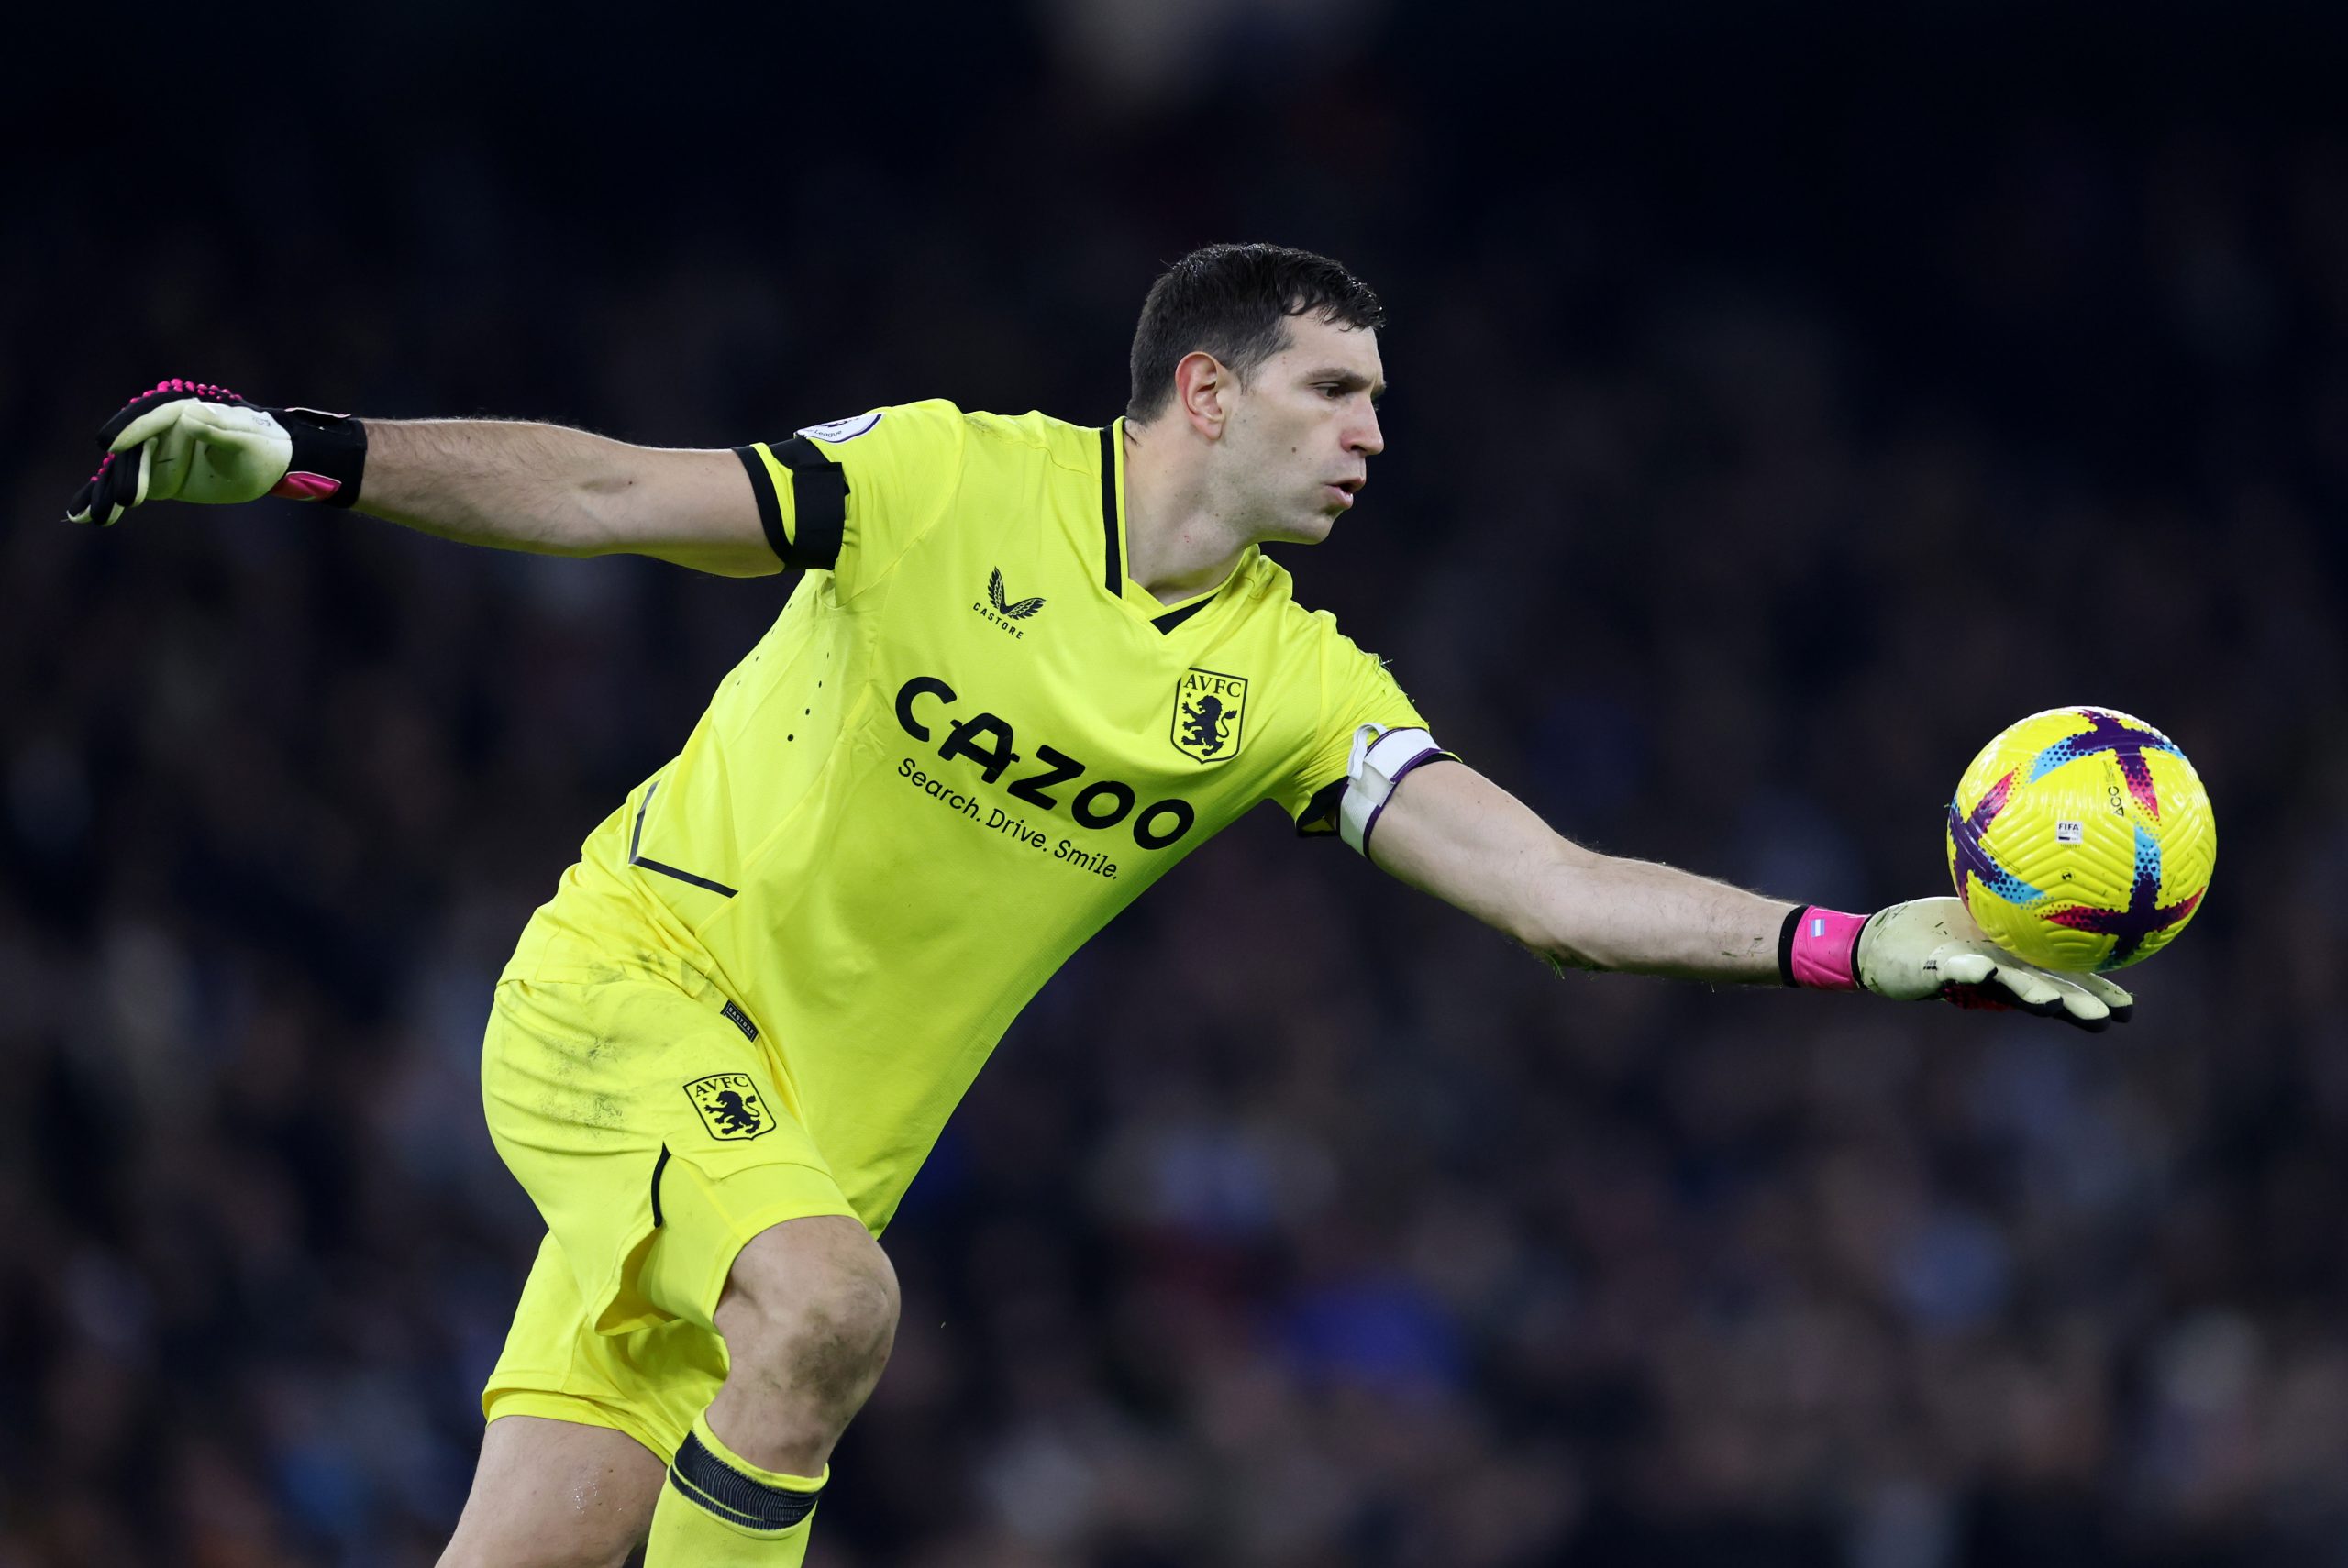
[67,246,2134,1568]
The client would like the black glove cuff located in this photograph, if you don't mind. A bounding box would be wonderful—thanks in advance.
[271,407,369,508]
[1778,904,1807,988]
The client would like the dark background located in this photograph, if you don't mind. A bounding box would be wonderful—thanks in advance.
[6,2,2347,1562]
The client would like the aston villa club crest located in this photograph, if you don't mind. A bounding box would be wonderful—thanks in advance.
[1171,668,1247,762]
[684,1073,774,1142]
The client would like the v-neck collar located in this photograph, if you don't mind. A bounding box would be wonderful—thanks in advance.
[1097,420,1247,636]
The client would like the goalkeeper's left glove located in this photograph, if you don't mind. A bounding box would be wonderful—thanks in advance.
[1782,897,2135,1032]
[66,379,367,526]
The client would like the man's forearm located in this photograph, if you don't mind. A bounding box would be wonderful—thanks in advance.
[354,420,778,576]
[1366,761,1798,985]
[355,419,620,552]
[1529,846,1795,983]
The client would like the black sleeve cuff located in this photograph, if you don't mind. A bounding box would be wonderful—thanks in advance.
[771,436,847,571]
[1294,776,1349,838]
[733,446,792,564]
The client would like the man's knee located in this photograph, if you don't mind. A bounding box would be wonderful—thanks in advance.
[716,1215,899,1419]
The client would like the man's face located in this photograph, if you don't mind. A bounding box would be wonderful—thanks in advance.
[1218,315,1386,545]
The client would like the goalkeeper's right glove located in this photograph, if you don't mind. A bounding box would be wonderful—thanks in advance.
[66,379,368,526]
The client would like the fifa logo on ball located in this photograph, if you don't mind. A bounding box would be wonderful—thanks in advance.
[1945,707,2218,973]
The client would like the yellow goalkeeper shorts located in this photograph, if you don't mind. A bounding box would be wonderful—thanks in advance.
[478,966,860,1460]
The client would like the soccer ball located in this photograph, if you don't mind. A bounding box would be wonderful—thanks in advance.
[1945,707,2216,973]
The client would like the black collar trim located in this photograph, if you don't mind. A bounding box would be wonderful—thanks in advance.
[1099,423,1123,593]
[1151,598,1212,634]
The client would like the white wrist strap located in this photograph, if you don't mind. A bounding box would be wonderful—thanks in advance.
[1339,723,1447,854]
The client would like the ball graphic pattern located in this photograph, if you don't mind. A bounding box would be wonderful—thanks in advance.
[1945,707,2216,972]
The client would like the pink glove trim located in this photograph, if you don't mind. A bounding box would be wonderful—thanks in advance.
[271,471,343,502]
[1787,906,1866,990]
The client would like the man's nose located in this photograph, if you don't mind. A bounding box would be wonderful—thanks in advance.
[1350,408,1384,458]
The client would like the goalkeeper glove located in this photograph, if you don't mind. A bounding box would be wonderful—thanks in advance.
[66,379,367,526]
[1782,897,2134,1032]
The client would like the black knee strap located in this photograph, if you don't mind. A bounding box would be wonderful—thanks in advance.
[668,1431,821,1531]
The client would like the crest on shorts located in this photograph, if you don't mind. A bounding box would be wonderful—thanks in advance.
[684,1073,774,1142]
[1170,668,1247,763]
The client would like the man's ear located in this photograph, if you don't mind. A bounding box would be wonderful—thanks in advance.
[1172,350,1230,439]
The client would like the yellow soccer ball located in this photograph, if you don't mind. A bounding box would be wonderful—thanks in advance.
[1945,707,2216,972]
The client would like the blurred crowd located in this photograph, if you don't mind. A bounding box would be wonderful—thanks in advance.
[6,5,2348,1564]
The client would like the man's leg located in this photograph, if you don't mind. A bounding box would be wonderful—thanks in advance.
[644,1214,899,1565]
[438,1416,665,1568]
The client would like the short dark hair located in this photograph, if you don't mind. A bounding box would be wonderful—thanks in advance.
[1126,243,1386,423]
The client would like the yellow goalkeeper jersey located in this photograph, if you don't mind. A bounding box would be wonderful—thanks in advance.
[503,402,1424,1231]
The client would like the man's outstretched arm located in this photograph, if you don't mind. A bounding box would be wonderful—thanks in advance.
[1363,753,2134,1028]
[65,381,781,578]
[357,421,778,577]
